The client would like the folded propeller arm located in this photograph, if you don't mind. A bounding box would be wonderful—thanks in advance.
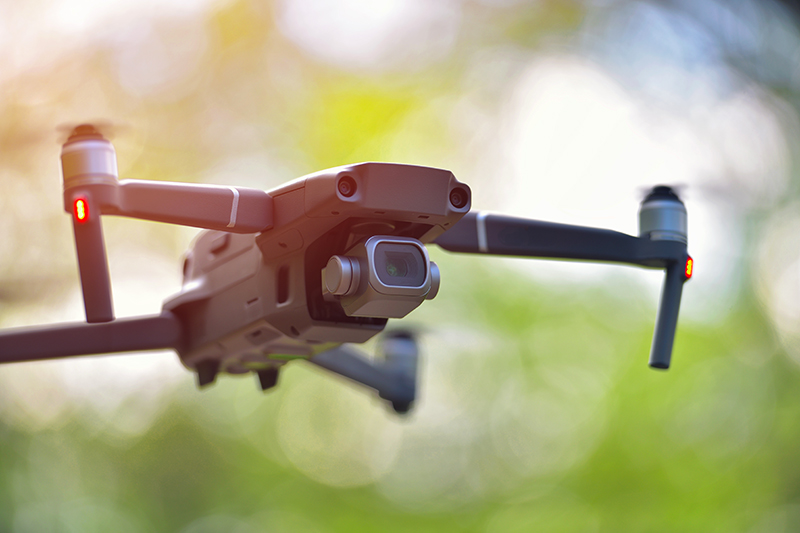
[309,331,419,414]
[62,125,274,323]
[0,312,182,364]
[434,187,692,369]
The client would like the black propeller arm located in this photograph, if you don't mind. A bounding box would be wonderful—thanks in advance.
[650,259,688,369]
[0,312,182,364]
[433,211,687,267]
[433,187,692,370]
[308,331,419,414]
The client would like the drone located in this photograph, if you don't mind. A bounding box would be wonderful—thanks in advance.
[0,125,692,413]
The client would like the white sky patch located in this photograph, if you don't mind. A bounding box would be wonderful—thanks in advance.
[110,19,210,98]
[755,206,800,368]
[0,0,226,83]
[0,239,187,433]
[41,0,220,35]
[466,55,789,323]
[276,0,461,71]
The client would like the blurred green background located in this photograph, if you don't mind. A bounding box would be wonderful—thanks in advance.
[3,0,800,531]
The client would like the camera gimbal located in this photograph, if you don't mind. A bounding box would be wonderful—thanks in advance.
[0,125,691,413]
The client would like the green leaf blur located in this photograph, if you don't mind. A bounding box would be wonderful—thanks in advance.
[2,0,800,531]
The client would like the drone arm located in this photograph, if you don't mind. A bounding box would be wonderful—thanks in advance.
[435,212,644,264]
[0,311,181,364]
[70,192,114,323]
[308,332,418,413]
[649,259,687,369]
[435,212,688,266]
[62,133,273,323]
[435,208,691,370]
[106,180,273,234]
[61,128,274,234]
[309,346,393,392]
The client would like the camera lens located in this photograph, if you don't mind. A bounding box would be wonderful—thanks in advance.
[449,187,468,209]
[337,175,357,197]
[374,243,426,287]
[385,253,410,277]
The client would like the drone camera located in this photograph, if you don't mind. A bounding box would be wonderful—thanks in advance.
[324,236,440,319]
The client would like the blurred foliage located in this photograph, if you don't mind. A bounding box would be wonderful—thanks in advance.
[4,0,800,531]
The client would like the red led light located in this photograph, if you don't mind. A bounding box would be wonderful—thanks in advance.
[74,198,89,223]
[685,256,693,280]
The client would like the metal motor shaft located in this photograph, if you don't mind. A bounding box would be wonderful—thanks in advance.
[639,186,687,244]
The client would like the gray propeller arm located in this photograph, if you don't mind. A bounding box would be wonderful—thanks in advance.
[308,332,419,413]
[434,186,692,370]
[0,312,182,364]
[61,125,275,323]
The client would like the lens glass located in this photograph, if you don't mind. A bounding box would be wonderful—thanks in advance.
[374,243,426,287]
[385,253,410,277]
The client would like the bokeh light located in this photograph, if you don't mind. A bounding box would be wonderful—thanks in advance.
[4,0,800,531]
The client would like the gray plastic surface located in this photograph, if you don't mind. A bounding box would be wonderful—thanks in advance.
[163,162,469,374]
[639,199,688,244]
[308,331,418,413]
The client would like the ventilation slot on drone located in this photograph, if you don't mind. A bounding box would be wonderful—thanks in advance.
[277,265,289,304]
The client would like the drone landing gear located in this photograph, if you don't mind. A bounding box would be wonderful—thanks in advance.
[257,367,280,391]
[308,330,419,414]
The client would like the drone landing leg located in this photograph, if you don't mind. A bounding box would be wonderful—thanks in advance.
[0,312,181,364]
[71,193,114,323]
[308,331,418,414]
[257,367,279,391]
